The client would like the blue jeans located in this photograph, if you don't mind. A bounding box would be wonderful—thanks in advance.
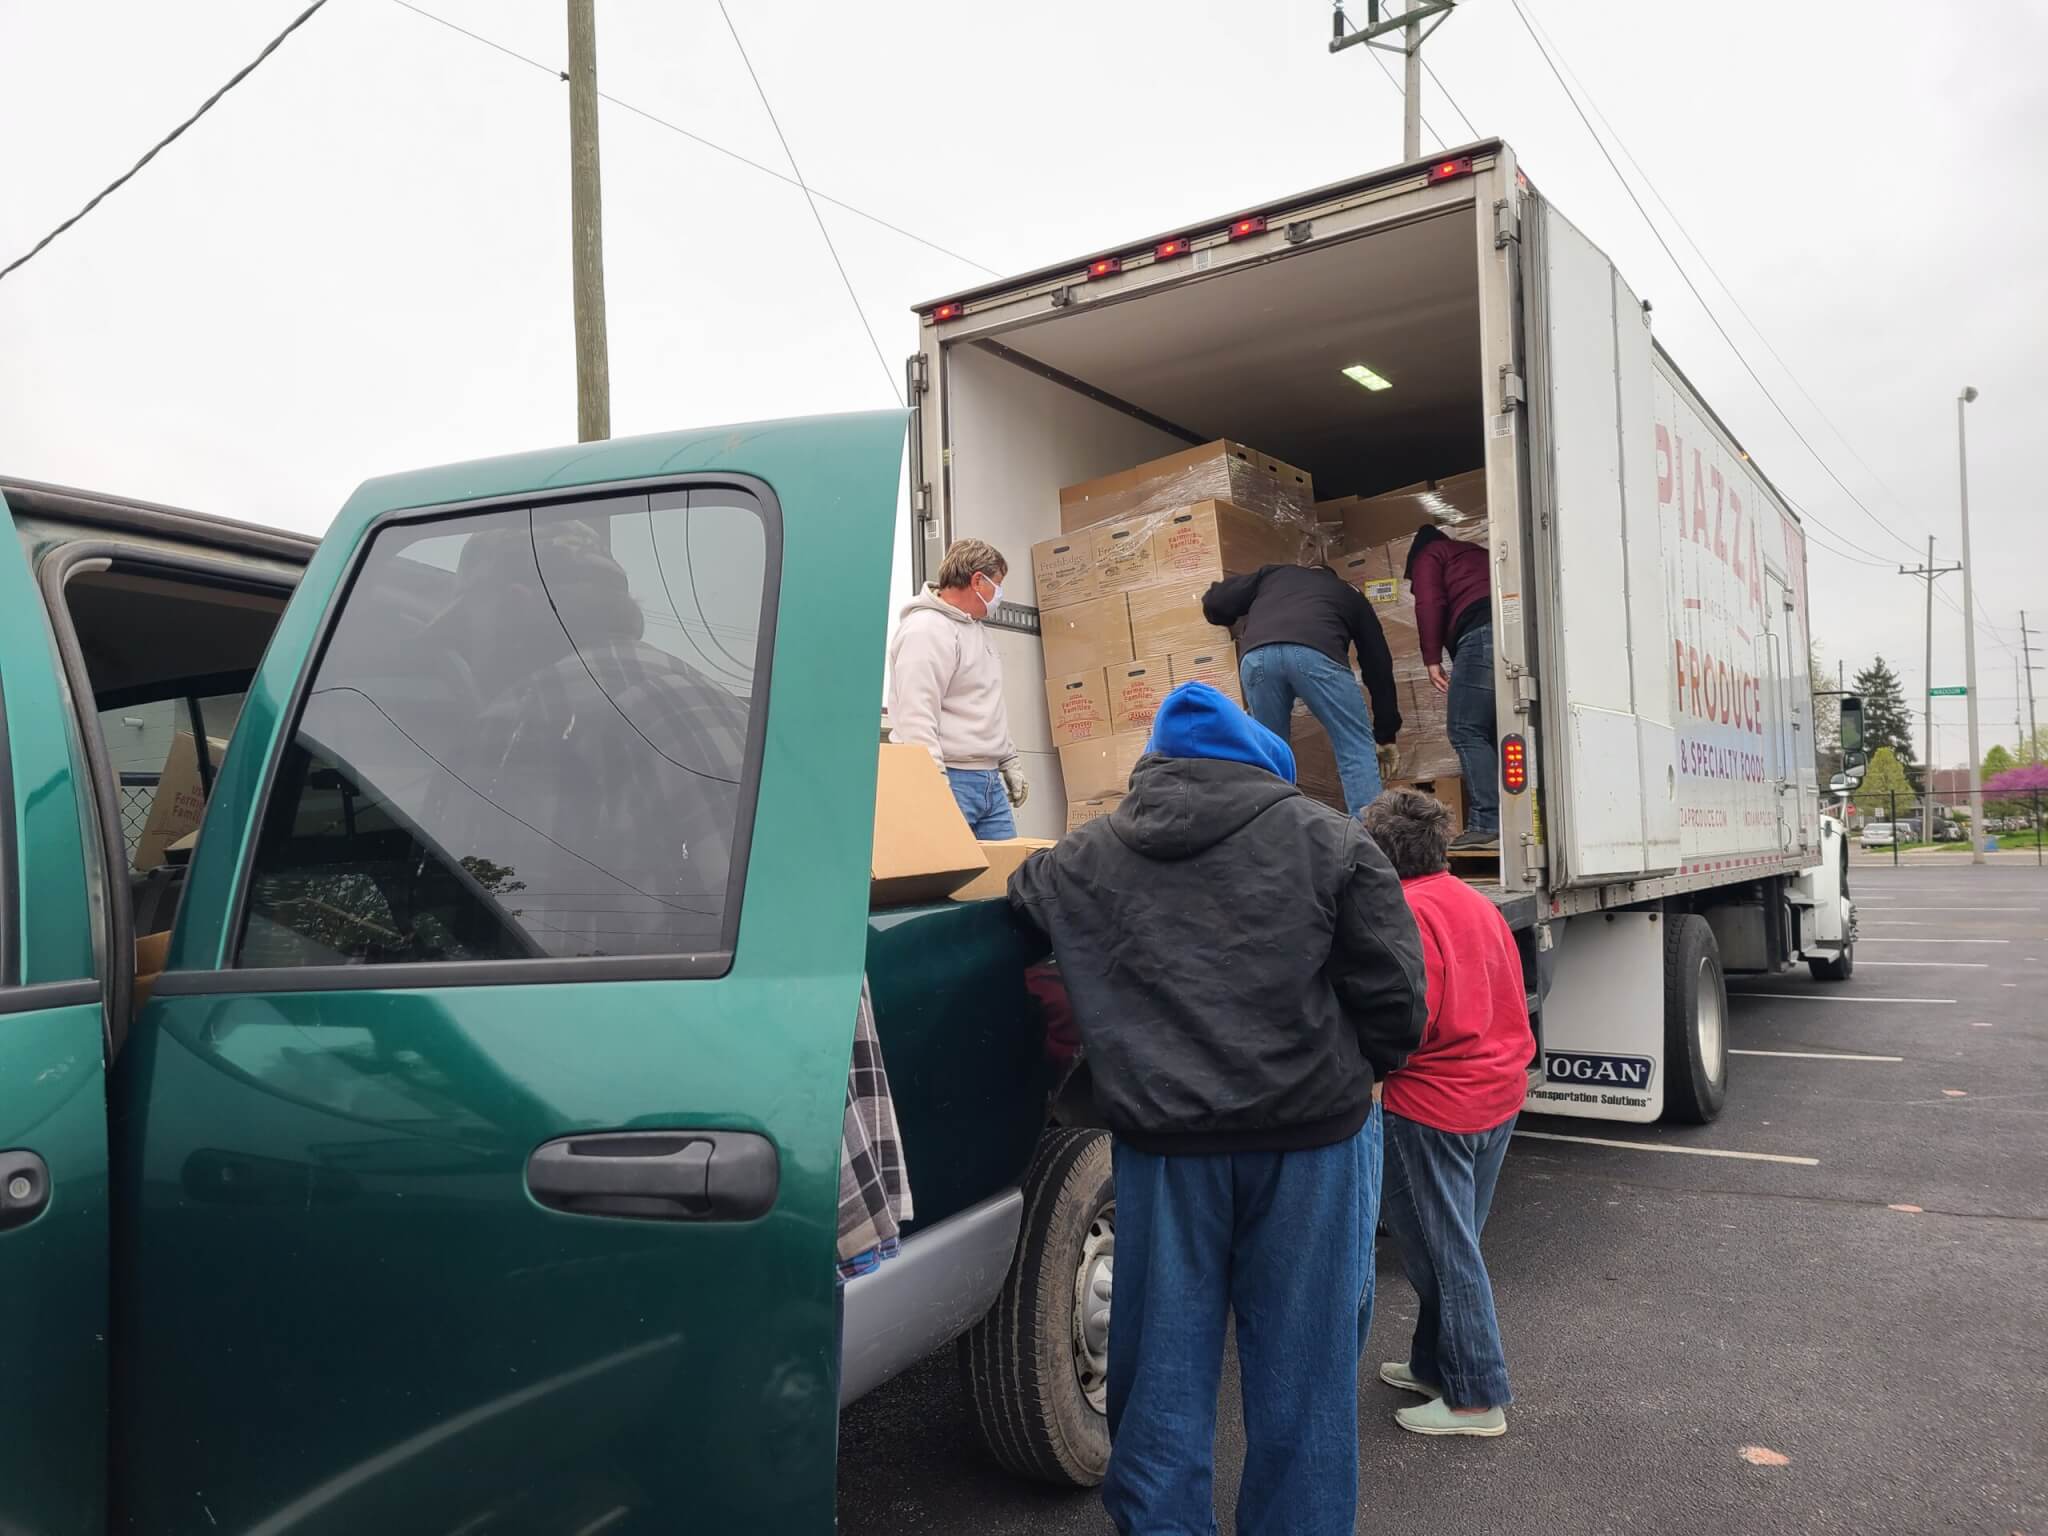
[943,766,1014,839]
[1239,643,1381,815]
[1104,1110,1381,1536]
[1380,1110,1514,1409]
[1447,621,1499,834]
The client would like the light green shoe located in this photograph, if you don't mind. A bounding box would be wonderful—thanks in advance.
[1378,1361,1439,1397]
[1395,1398,1507,1438]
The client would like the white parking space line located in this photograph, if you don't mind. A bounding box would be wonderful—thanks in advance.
[1859,920,1929,926]
[1858,960,1987,968]
[1853,906,2040,913]
[1728,993,1955,1004]
[1861,938,2010,945]
[1515,1131,1819,1166]
[1729,1048,1902,1061]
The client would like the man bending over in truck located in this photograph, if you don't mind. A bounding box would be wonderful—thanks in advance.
[1009,682,1424,1536]
[1361,787,1534,1439]
[886,537,1028,837]
[1201,561,1402,815]
[1406,525,1498,849]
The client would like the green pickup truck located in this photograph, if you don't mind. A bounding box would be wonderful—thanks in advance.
[0,415,1114,1534]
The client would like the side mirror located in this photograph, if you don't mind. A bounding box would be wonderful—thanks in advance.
[1838,694,1864,755]
[1829,773,1851,795]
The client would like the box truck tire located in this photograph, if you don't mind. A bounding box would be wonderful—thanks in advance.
[1663,915,1729,1124]
[959,1128,1113,1487]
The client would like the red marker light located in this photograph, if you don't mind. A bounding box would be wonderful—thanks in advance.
[1501,735,1528,794]
[1428,156,1475,183]
[1154,238,1192,260]
[1086,257,1122,280]
[930,302,963,323]
[1227,216,1267,240]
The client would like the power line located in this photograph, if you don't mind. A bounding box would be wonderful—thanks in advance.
[1421,58,1480,143]
[1503,0,1921,563]
[1508,1,1913,534]
[0,0,332,283]
[713,0,902,406]
[388,0,998,278]
[1337,10,1449,150]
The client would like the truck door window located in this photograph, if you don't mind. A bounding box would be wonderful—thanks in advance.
[237,490,771,969]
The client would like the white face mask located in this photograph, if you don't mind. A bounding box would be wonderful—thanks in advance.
[976,577,1003,618]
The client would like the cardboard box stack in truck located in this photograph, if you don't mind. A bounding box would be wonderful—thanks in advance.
[1031,441,1325,826]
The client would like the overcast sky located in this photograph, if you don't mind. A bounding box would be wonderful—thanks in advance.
[3,0,2042,765]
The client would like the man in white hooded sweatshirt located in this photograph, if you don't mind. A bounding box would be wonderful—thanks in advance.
[887,538,1028,837]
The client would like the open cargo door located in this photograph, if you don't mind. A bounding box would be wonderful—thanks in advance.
[1524,200,1680,884]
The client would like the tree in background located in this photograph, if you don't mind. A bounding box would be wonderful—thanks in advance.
[1859,746,1916,819]
[1810,642,1841,786]
[1852,657,1917,783]
[1983,744,2019,818]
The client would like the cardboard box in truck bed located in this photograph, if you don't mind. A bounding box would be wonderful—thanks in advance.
[1149,500,1310,581]
[871,743,989,906]
[1059,441,1314,534]
[951,838,1056,902]
[1089,519,1160,593]
[1031,534,1097,610]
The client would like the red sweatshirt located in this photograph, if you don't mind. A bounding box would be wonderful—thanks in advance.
[1381,872,1533,1134]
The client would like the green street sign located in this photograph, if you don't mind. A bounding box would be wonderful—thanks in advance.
[1930,685,1968,696]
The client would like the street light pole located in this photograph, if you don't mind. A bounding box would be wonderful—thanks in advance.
[1958,386,1985,864]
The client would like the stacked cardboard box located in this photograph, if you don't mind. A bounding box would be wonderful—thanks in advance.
[1057,440,1315,534]
[1066,795,1123,833]
[1034,445,1319,814]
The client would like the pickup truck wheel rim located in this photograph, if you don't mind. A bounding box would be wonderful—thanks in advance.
[1697,956,1725,1084]
[1072,1204,1115,1415]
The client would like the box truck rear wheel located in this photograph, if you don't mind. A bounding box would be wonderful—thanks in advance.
[1663,914,1729,1124]
[959,1127,1113,1488]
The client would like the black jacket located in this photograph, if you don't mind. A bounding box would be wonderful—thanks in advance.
[1009,756,1426,1155]
[1202,564,1403,744]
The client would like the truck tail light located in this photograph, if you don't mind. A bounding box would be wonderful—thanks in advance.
[1154,238,1192,260]
[1086,257,1122,280]
[1502,735,1528,793]
[1428,156,1475,183]
[928,302,963,324]
[1227,216,1267,240]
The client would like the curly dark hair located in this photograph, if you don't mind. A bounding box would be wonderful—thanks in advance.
[1361,788,1452,879]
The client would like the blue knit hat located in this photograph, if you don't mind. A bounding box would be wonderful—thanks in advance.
[1144,681,1296,784]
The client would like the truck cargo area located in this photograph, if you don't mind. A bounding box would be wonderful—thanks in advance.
[930,201,1496,847]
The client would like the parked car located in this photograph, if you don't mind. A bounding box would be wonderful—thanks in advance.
[1862,822,1897,848]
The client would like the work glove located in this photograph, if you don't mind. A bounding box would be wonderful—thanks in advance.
[1376,743,1399,782]
[1001,759,1029,809]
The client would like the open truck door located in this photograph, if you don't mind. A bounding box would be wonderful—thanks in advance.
[0,493,110,1536]
[1523,199,1682,884]
[117,415,906,1533]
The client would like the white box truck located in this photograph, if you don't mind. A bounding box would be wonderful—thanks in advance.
[903,139,1856,1125]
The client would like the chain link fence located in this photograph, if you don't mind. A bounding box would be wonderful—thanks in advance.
[117,772,160,865]
[1837,784,2045,866]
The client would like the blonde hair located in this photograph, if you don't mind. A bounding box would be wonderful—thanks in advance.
[934,538,1008,592]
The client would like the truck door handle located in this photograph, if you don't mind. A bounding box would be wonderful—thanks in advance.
[526,1131,778,1222]
[0,1151,51,1232]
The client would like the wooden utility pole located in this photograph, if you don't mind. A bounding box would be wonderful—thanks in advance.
[567,0,610,442]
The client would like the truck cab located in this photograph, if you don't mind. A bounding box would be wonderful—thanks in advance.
[1,422,1100,1534]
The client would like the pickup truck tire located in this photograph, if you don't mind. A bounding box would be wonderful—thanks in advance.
[1663,914,1729,1124]
[959,1127,1113,1488]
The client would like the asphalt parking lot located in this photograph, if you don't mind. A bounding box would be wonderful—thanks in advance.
[838,861,2048,1535]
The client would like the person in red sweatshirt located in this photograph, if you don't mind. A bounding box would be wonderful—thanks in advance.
[1361,786,1534,1438]
[1405,524,1498,848]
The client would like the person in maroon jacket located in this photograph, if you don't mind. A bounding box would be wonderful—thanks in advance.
[1405,525,1498,848]
[1361,787,1534,1438]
